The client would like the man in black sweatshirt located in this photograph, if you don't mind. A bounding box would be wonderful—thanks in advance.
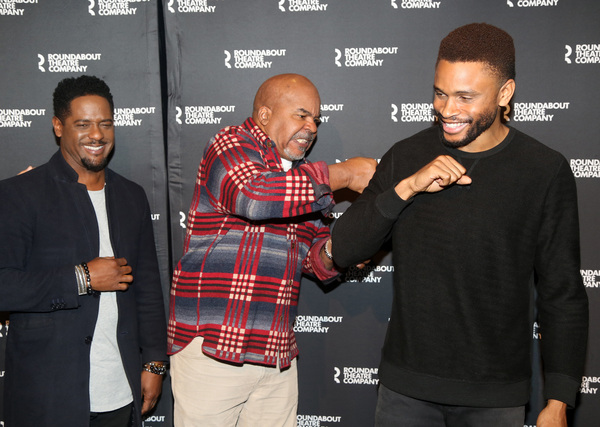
[332,23,588,427]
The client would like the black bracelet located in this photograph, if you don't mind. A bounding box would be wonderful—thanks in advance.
[81,262,92,295]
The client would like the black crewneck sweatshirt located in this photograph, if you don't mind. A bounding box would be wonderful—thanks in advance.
[333,126,588,407]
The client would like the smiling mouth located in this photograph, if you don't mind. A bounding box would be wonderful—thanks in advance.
[440,120,470,135]
[83,143,107,155]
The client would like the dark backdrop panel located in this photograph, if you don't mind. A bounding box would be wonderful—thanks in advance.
[0,1,170,425]
[0,0,598,426]
[164,1,599,426]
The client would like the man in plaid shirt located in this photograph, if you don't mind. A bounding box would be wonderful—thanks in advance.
[168,73,376,426]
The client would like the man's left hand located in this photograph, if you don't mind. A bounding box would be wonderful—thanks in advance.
[536,399,567,427]
[141,369,164,415]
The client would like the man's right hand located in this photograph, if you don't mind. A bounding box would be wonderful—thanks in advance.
[394,155,471,200]
[328,157,377,193]
[87,257,133,292]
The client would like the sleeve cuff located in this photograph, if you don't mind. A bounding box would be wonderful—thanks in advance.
[309,237,339,283]
[304,160,335,215]
[544,372,582,408]
[375,184,412,219]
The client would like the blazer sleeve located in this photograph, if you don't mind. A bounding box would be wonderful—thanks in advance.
[131,191,168,363]
[0,176,80,312]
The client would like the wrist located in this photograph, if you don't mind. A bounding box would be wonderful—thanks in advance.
[545,399,567,412]
[394,178,417,201]
[75,263,92,295]
[327,162,351,192]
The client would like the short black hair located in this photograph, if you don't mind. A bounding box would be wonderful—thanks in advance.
[53,75,114,122]
[437,23,516,83]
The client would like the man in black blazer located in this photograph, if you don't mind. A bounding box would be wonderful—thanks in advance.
[0,75,167,426]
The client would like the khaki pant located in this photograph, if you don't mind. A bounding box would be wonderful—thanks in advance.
[171,336,298,427]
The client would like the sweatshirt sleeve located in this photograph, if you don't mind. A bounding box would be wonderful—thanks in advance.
[534,157,588,407]
[332,146,411,268]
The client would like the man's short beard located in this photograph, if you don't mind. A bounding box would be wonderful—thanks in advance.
[285,131,315,161]
[284,147,307,161]
[436,108,497,149]
[81,157,109,172]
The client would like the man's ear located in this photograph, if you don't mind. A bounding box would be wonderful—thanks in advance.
[257,106,271,126]
[51,116,63,138]
[498,79,515,108]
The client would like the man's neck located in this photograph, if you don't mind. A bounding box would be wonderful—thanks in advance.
[79,170,106,191]
[458,122,509,153]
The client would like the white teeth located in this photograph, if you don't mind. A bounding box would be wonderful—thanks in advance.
[85,145,103,152]
[445,122,466,128]
[296,139,307,143]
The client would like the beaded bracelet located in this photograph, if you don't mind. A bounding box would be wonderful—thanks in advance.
[143,362,167,375]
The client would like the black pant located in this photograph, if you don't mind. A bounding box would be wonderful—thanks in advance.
[90,402,133,427]
[375,384,525,427]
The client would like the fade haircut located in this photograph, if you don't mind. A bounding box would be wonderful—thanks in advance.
[437,23,516,83]
[53,75,114,122]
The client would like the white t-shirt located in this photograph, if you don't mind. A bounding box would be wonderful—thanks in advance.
[87,188,133,412]
[281,158,293,172]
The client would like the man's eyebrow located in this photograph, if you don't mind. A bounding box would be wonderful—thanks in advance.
[296,108,320,118]
[455,89,478,95]
[433,86,478,95]
[73,118,114,123]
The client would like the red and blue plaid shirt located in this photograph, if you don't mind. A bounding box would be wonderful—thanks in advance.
[168,118,338,368]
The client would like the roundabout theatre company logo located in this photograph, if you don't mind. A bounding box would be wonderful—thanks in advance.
[297,414,341,427]
[167,0,217,13]
[113,107,156,127]
[0,108,45,128]
[279,0,328,12]
[0,0,39,15]
[391,103,435,123]
[580,269,600,288]
[176,105,236,125]
[570,159,600,179]
[37,53,101,73]
[391,0,442,8]
[344,264,394,284]
[510,101,569,122]
[88,0,150,16]
[565,44,600,64]
[224,49,286,69]
[580,376,600,395]
[506,0,558,6]
[334,46,398,68]
[334,366,379,385]
[293,315,343,333]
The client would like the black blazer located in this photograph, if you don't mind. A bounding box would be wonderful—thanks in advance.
[0,150,167,426]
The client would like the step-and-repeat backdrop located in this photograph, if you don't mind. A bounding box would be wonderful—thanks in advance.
[1,1,598,426]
